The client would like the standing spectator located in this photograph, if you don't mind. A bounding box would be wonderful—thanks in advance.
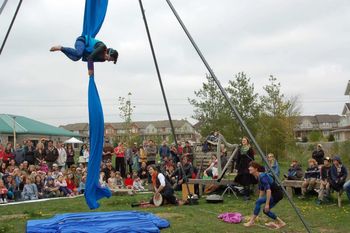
[114,143,126,177]
[312,144,325,166]
[300,159,319,198]
[265,153,280,177]
[24,141,35,165]
[330,156,348,192]
[14,144,25,165]
[317,157,332,204]
[83,146,90,164]
[177,142,183,157]
[56,142,67,170]
[34,142,46,165]
[138,145,147,166]
[159,141,170,161]
[66,144,75,168]
[183,141,193,162]
[3,143,14,164]
[170,144,180,164]
[0,144,4,162]
[132,147,140,173]
[146,140,157,166]
[125,146,133,174]
[44,140,59,169]
[234,136,256,201]
[102,142,114,162]
[78,144,87,164]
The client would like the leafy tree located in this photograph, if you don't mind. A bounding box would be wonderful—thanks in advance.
[117,92,136,145]
[189,72,261,142]
[225,72,261,139]
[257,76,298,158]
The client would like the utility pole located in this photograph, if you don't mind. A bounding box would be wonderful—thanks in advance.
[12,116,16,146]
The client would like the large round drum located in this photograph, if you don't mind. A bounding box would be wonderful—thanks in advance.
[153,194,163,207]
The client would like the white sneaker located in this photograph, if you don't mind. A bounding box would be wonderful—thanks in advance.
[3,198,7,204]
[0,199,3,204]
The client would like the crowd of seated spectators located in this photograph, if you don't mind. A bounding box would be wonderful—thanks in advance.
[0,138,197,204]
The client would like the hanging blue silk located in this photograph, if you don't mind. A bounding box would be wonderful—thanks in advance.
[82,0,108,38]
[84,0,111,209]
[86,75,112,209]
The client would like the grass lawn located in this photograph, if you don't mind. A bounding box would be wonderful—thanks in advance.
[1,192,349,233]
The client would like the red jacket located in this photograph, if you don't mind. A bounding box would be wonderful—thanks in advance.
[114,146,125,158]
[124,178,133,187]
[3,151,14,162]
[66,179,76,191]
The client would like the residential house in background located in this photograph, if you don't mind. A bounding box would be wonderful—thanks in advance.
[332,81,350,141]
[294,114,341,141]
[61,120,199,144]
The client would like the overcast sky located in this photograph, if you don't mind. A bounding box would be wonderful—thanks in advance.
[0,0,349,126]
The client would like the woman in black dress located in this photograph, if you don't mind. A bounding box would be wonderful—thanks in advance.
[234,136,256,200]
[66,144,75,168]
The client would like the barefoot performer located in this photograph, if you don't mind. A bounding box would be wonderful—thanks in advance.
[244,161,286,229]
[50,36,118,76]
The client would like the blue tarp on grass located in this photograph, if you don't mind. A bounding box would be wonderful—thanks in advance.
[26,211,170,233]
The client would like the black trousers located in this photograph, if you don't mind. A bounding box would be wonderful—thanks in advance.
[115,157,126,178]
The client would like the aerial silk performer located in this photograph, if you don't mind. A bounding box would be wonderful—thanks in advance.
[50,0,117,209]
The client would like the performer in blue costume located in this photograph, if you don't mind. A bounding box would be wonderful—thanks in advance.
[50,36,118,75]
[50,0,114,209]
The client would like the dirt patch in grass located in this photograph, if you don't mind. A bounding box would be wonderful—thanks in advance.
[157,212,185,219]
[0,214,27,221]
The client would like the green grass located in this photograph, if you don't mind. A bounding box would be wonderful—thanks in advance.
[1,192,349,233]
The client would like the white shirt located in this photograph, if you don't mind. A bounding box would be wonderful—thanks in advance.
[56,148,67,166]
[158,173,166,187]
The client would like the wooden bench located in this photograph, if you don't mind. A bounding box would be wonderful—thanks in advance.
[282,180,343,207]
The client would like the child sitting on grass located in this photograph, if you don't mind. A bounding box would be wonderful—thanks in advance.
[115,171,125,189]
[107,171,118,190]
[0,179,8,204]
[44,177,60,198]
[132,175,145,191]
[124,173,134,189]
[99,171,107,187]
[66,173,78,195]
[22,178,38,200]
[55,175,73,197]
[78,176,86,194]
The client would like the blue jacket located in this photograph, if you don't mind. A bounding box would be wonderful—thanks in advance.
[159,146,170,158]
[265,160,280,177]
[330,165,348,184]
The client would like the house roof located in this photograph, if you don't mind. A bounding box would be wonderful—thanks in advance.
[345,80,350,95]
[342,103,350,115]
[61,123,89,131]
[296,115,341,125]
[0,114,79,137]
[62,120,192,131]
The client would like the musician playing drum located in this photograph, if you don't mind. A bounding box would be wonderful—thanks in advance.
[148,165,178,206]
